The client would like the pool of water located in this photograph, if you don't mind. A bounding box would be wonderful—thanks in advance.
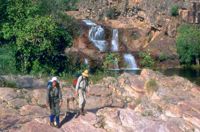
[108,68,200,86]
[159,68,200,86]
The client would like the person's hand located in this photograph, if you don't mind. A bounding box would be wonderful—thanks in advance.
[46,103,49,109]
[74,91,78,97]
[87,92,90,97]
[59,101,63,107]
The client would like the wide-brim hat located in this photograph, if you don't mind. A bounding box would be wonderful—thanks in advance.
[82,70,89,77]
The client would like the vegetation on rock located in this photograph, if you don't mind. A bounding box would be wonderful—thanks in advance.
[139,52,155,68]
[176,24,200,66]
[170,5,179,17]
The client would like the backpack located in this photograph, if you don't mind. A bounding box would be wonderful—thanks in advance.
[47,81,52,89]
[72,79,78,88]
[73,75,89,90]
[72,73,82,88]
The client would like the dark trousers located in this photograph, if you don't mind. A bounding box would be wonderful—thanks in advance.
[50,114,60,125]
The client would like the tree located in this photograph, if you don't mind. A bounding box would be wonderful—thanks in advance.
[0,0,8,43]
[176,24,200,66]
[1,0,79,74]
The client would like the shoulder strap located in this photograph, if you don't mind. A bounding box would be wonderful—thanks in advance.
[78,75,83,87]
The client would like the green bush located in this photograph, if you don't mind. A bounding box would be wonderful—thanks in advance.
[158,53,169,62]
[139,52,155,68]
[103,53,120,71]
[106,8,117,19]
[145,79,158,94]
[0,77,17,88]
[0,45,16,74]
[176,24,200,65]
[171,5,179,16]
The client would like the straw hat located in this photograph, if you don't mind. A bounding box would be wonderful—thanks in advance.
[82,70,89,77]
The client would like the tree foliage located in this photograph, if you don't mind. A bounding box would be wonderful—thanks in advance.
[0,0,80,75]
[176,24,200,65]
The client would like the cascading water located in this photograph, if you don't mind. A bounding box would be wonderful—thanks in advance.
[82,20,97,26]
[82,20,139,70]
[88,25,108,52]
[123,54,138,70]
[84,58,89,65]
[111,29,119,52]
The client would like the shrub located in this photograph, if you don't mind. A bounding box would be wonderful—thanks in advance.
[176,24,200,65]
[145,79,158,94]
[139,52,155,68]
[0,77,17,88]
[106,7,117,19]
[158,53,169,62]
[103,53,120,71]
[171,5,179,17]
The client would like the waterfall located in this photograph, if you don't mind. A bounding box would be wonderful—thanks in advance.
[84,58,89,65]
[82,20,108,52]
[123,54,138,70]
[88,25,108,52]
[111,29,119,52]
[82,20,97,26]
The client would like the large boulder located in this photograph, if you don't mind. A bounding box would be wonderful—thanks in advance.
[0,87,18,101]
[61,112,105,132]
[20,105,48,117]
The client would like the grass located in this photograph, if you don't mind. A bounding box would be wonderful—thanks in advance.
[141,110,153,117]
[135,98,142,106]
[59,70,119,85]
[0,77,17,88]
[145,79,158,94]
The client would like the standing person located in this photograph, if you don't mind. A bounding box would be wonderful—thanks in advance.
[46,77,63,128]
[75,70,89,117]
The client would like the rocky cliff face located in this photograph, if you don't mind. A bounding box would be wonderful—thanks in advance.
[1,69,200,131]
[65,0,200,69]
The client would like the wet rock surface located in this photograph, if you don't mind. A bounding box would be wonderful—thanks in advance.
[0,69,200,131]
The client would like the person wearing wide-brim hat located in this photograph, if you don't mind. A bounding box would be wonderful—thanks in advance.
[75,70,89,117]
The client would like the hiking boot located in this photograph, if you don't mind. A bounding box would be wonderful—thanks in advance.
[81,108,85,116]
[50,122,55,127]
[55,124,60,128]
[75,111,80,118]
[80,111,84,115]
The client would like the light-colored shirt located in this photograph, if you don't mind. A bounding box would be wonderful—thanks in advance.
[75,76,88,91]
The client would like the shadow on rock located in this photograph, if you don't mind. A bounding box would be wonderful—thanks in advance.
[60,112,76,127]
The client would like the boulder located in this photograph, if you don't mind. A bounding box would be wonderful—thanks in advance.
[20,105,48,117]
[19,121,61,132]
[0,87,18,101]
[32,89,47,106]
[61,112,105,132]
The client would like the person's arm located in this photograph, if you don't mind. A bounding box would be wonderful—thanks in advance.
[59,87,63,107]
[59,88,63,102]
[46,88,50,107]
[75,76,82,92]
[86,79,90,95]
